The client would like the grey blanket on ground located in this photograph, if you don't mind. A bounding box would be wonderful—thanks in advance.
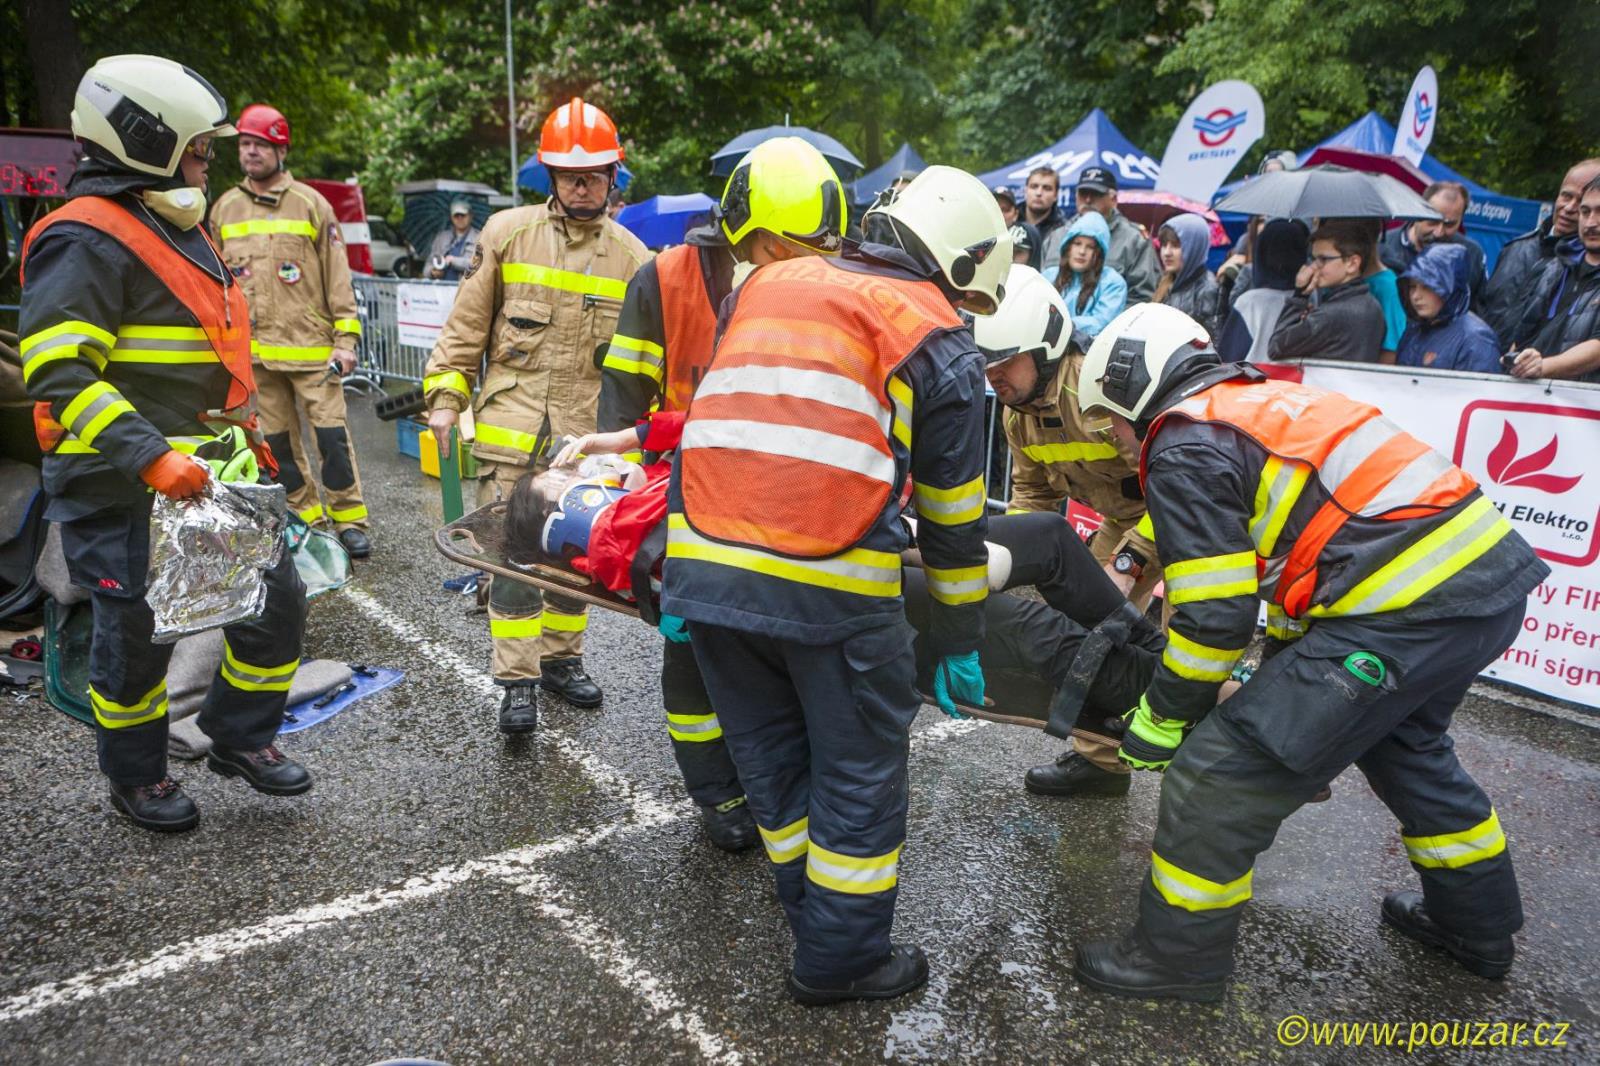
[167,631,350,758]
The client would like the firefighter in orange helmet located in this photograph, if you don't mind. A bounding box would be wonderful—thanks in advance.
[423,98,649,731]
[212,103,371,557]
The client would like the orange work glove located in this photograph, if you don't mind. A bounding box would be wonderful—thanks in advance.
[140,450,210,499]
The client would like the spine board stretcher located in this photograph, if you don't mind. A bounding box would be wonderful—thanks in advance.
[435,502,1121,742]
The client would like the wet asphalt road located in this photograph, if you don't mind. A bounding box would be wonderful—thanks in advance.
[3,400,1599,1066]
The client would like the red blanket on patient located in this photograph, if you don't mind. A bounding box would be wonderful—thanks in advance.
[571,411,684,592]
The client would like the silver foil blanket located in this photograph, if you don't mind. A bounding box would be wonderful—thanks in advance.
[146,481,288,644]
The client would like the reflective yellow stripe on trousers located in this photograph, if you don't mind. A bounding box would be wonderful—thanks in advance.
[90,680,168,729]
[666,712,723,743]
[220,640,300,693]
[758,816,810,864]
[1150,851,1252,912]
[1402,810,1507,869]
[807,842,901,895]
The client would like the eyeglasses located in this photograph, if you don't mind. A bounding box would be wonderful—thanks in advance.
[552,171,609,192]
[184,137,216,162]
[1306,253,1347,266]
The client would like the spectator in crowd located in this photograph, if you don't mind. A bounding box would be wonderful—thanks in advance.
[992,184,1019,228]
[1215,218,1309,362]
[1508,176,1600,383]
[1010,221,1042,270]
[1217,151,1300,301]
[1023,167,1069,278]
[424,200,481,281]
[1071,165,1160,300]
[1152,213,1221,337]
[1482,158,1600,347]
[889,169,921,197]
[607,188,626,219]
[1379,181,1488,307]
[1396,243,1502,373]
[1268,219,1385,362]
[1054,210,1127,340]
[1357,219,1407,361]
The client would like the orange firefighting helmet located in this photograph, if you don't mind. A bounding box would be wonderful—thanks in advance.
[537,97,624,169]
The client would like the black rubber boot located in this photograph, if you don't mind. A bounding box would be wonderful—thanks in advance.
[338,528,372,558]
[540,658,603,708]
[1024,751,1132,797]
[499,681,538,734]
[1381,890,1514,979]
[699,796,759,853]
[788,943,930,1006]
[109,777,199,833]
[206,744,313,795]
[1073,936,1226,1003]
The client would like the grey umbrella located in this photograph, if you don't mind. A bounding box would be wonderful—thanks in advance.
[1212,164,1442,221]
[709,126,864,179]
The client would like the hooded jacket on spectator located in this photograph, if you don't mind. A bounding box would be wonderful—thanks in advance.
[1156,213,1221,338]
[1215,219,1308,363]
[1396,243,1503,374]
[1055,211,1127,340]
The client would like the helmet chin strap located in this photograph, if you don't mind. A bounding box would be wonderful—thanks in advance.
[548,165,613,220]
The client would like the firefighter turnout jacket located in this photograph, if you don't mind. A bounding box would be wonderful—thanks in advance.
[1139,371,1547,722]
[423,200,650,466]
[211,171,361,368]
[598,229,734,432]
[1005,352,1158,563]
[662,247,991,654]
[20,191,256,518]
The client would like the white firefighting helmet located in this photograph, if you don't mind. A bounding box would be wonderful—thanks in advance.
[862,164,1012,314]
[1078,303,1214,421]
[972,264,1073,406]
[71,55,236,178]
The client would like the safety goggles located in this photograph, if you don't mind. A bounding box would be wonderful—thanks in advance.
[184,137,216,162]
[551,170,609,193]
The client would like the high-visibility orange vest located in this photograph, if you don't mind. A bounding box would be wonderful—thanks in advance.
[655,243,718,412]
[680,255,960,558]
[1144,378,1477,618]
[22,196,259,455]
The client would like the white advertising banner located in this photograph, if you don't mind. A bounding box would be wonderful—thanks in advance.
[396,283,457,349]
[1297,362,1600,707]
[1392,65,1439,166]
[1155,80,1266,204]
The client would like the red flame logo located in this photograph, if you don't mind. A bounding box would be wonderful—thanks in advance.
[1485,422,1583,493]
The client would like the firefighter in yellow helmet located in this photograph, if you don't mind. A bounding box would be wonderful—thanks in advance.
[423,98,649,731]
[589,136,845,852]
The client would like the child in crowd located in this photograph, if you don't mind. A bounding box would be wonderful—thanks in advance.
[1152,212,1222,338]
[1396,243,1503,373]
[1052,211,1127,340]
[1269,219,1386,362]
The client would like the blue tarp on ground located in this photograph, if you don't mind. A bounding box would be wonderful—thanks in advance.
[1218,112,1546,273]
[977,109,1160,196]
[849,143,928,205]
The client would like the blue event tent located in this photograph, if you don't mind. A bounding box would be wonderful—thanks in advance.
[1219,112,1545,273]
[977,109,1160,196]
[849,143,928,206]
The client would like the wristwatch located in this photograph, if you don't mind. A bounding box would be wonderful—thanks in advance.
[1112,549,1146,579]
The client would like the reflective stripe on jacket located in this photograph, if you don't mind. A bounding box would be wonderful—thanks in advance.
[212,173,361,370]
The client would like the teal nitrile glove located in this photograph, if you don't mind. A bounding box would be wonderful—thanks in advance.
[658,613,691,644]
[1118,695,1189,771]
[933,651,984,719]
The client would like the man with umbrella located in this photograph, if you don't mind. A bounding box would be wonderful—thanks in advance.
[595,136,848,852]
[423,97,649,732]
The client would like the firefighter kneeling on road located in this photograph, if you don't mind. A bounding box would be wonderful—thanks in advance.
[20,56,311,832]
[1069,304,1548,1002]
[661,166,1008,1005]
[595,136,848,852]
[424,98,649,730]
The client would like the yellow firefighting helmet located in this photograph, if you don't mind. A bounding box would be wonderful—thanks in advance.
[719,136,846,255]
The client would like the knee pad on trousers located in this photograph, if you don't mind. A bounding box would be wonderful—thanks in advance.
[264,432,304,492]
[489,574,543,614]
[314,425,356,490]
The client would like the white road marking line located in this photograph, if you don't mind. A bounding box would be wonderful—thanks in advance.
[1468,682,1600,732]
[911,715,986,750]
[514,872,745,1066]
[0,818,654,1024]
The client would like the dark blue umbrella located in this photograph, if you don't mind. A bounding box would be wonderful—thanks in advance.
[517,154,633,195]
[709,126,863,179]
[616,193,719,248]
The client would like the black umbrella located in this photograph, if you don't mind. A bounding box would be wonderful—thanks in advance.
[1212,164,1442,221]
[709,126,864,179]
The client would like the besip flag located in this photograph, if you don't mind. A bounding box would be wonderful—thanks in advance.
[1155,80,1266,203]
[1393,65,1439,166]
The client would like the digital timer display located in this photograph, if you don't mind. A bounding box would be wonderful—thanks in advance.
[0,130,79,198]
